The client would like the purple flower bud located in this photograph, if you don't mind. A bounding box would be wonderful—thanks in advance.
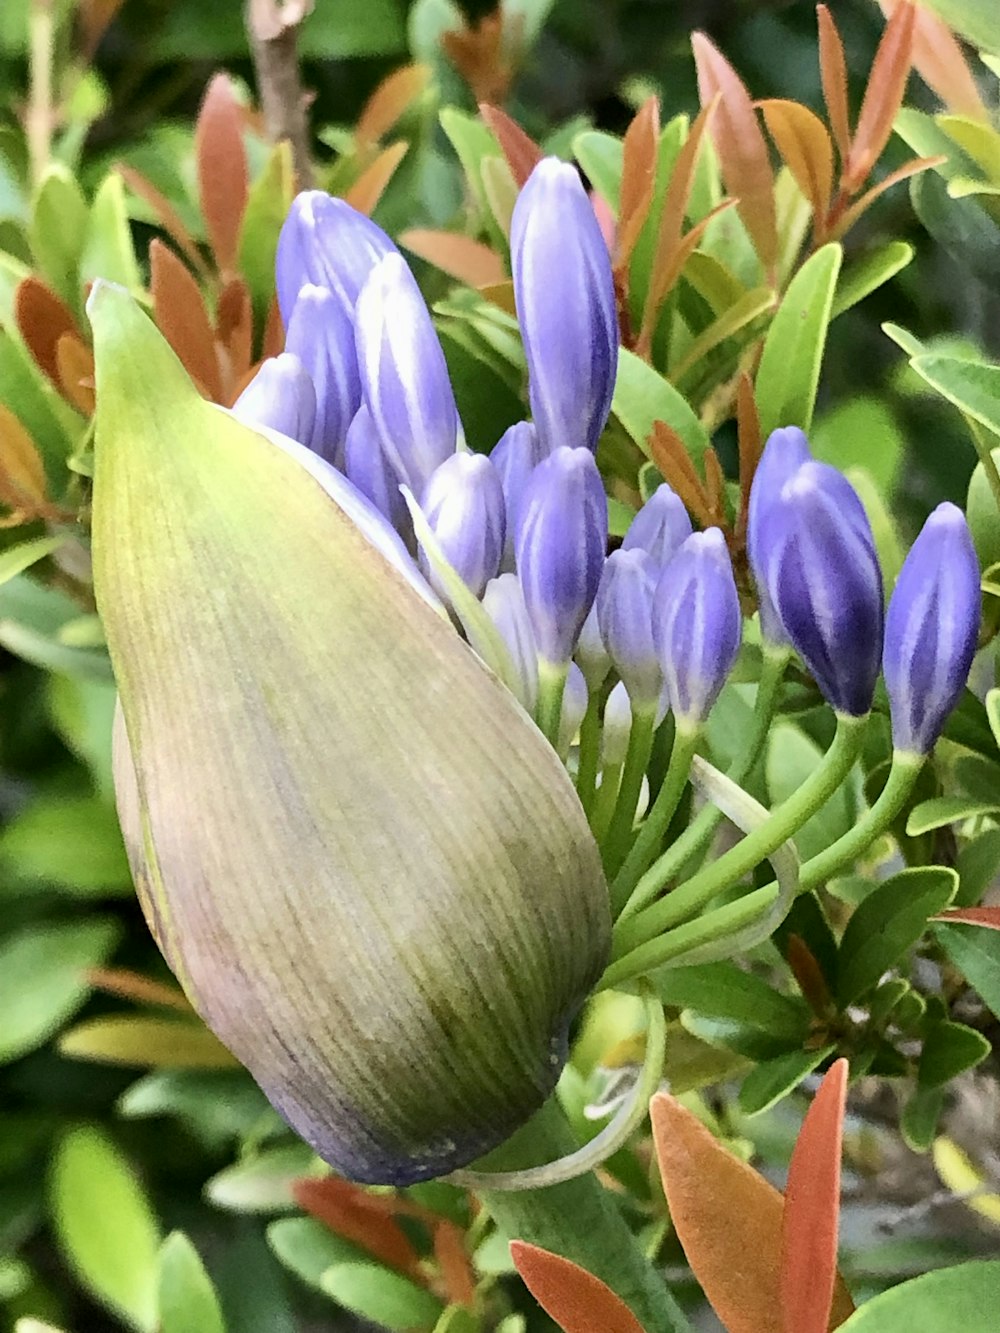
[596,548,661,708]
[419,452,506,599]
[622,483,693,569]
[761,461,884,716]
[233,353,317,446]
[355,254,460,495]
[575,598,611,691]
[276,191,398,325]
[482,572,538,712]
[284,285,362,468]
[557,663,588,761]
[515,446,607,667]
[654,528,741,729]
[344,404,409,534]
[510,158,618,454]
[747,427,812,644]
[883,502,981,754]
[490,421,548,565]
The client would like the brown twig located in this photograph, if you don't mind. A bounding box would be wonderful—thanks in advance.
[245,0,315,189]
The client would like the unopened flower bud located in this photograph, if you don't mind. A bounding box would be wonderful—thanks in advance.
[747,427,812,644]
[575,599,611,691]
[883,502,981,754]
[233,353,317,446]
[654,529,740,729]
[622,483,692,569]
[511,159,618,454]
[515,447,607,668]
[557,663,588,761]
[596,549,661,708]
[482,572,538,712]
[760,461,883,716]
[490,420,548,564]
[419,452,505,599]
[343,405,409,535]
[285,285,361,467]
[602,681,632,766]
[276,190,398,324]
[355,254,460,495]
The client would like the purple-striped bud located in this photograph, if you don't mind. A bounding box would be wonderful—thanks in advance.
[748,427,812,644]
[233,353,317,446]
[761,462,884,716]
[482,572,538,712]
[510,158,618,454]
[558,663,588,761]
[285,285,361,468]
[883,502,981,754]
[575,599,611,691]
[622,483,693,569]
[596,549,661,708]
[419,452,505,599]
[515,447,607,668]
[355,254,460,495]
[276,191,398,325]
[343,404,409,535]
[490,420,548,565]
[654,529,741,730]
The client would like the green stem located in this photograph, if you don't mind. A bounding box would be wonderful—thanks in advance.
[612,725,700,918]
[536,661,567,750]
[614,713,867,958]
[966,414,1000,517]
[28,0,55,188]
[477,1098,692,1333]
[591,760,623,842]
[799,749,924,891]
[601,706,656,876]
[629,649,787,902]
[575,687,603,816]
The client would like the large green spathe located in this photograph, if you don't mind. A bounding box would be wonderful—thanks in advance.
[89,283,610,1185]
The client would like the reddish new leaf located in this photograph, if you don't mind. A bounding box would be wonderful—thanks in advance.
[216,278,254,398]
[780,1059,850,1333]
[842,1,915,193]
[433,1222,476,1309]
[117,163,210,278]
[344,142,409,216]
[878,0,987,120]
[400,229,505,286]
[932,907,1000,930]
[480,104,544,188]
[293,1178,423,1279]
[511,1241,646,1333]
[649,421,714,527]
[78,0,125,55]
[785,933,833,1017]
[356,63,432,146]
[834,155,944,236]
[85,968,193,1012]
[617,96,661,271]
[759,99,834,225]
[735,370,761,543]
[55,334,96,416]
[195,73,250,274]
[692,33,778,273]
[262,295,285,360]
[0,405,51,517]
[817,5,851,162]
[150,239,223,402]
[650,1093,854,1333]
[15,277,80,388]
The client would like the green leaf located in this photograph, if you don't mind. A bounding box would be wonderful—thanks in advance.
[678,1012,791,1063]
[830,242,914,319]
[610,347,710,465]
[50,1127,161,1331]
[29,166,87,307]
[909,354,1000,439]
[920,0,1000,52]
[0,918,121,1063]
[266,1218,371,1292]
[933,922,1000,1020]
[811,398,903,493]
[204,1145,320,1214]
[118,1069,275,1150]
[80,174,141,292]
[837,1261,1000,1331]
[573,131,623,209]
[906,794,1000,835]
[737,1045,835,1116]
[910,169,1000,284]
[138,0,405,59]
[837,868,958,1007]
[918,1020,990,1088]
[653,961,809,1040]
[320,1262,444,1331]
[238,142,294,330]
[900,1086,946,1153]
[439,109,506,239]
[956,828,1000,907]
[0,333,79,482]
[0,535,66,586]
[766,720,852,862]
[60,1016,239,1069]
[0,793,130,895]
[47,674,117,799]
[755,242,842,438]
[158,1232,226,1333]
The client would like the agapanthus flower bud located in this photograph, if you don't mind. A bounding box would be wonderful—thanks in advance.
[622,483,692,569]
[355,254,460,495]
[747,427,812,644]
[515,446,607,668]
[419,452,505,599]
[654,529,741,729]
[343,404,409,534]
[510,158,618,454]
[90,283,610,1187]
[575,599,611,691]
[602,681,632,766]
[557,663,588,761]
[760,461,884,716]
[276,190,398,324]
[482,573,538,712]
[285,285,361,468]
[490,420,548,565]
[233,353,317,445]
[596,549,661,708]
[883,502,981,754]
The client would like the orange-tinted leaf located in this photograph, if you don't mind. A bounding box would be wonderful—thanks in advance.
[443,13,513,106]
[703,447,728,525]
[262,294,285,360]
[649,421,713,527]
[480,278,517,314]
[644,198,738,348]
[217,277,254,398]
[15,277,80,387]
[85,967,193,1012]
[510,1241,646,1333]
[692,33,778,272]
[932,907,1000,930]
[650,1093,854,1333]
[786,933,832,1016]
[878,0,987,120]
[292,1178,424,1279]
[356,63,432,146]
[196,73,250,273]
[480,104,543,188]
[617,96,661,270]
[759,99,834,224]
[344,141,409,216]
[0,405,50,513]
[78,0,125,54]
[117,163,210,278]
[433,1222,476,1309]
[55,334,96,416]
[780,1059,851,1333]
[843,1,915,193]
[400,228,505,286]
[150,239,224,402]
[735,370,761,542]
[817,5,851,162]
[834,154,943,235]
